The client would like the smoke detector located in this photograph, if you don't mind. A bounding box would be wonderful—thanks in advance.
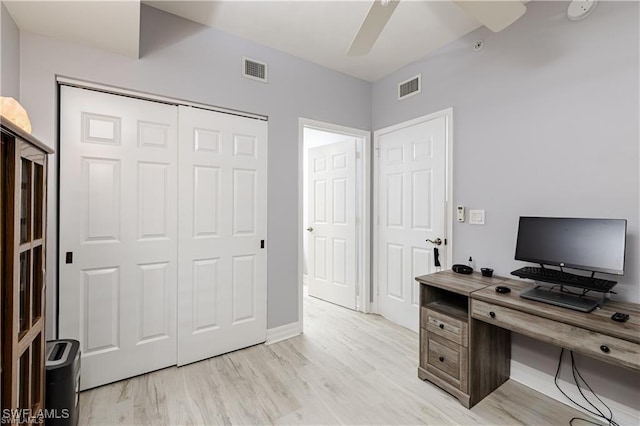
[567,0,597,21]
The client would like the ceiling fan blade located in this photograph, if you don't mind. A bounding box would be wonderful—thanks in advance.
[453,0,527,32]
[347,0,400,56]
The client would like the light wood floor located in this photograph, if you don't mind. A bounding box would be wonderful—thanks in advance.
[79,292,584,425]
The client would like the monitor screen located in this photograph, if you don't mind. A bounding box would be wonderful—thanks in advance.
[515,217,627,275]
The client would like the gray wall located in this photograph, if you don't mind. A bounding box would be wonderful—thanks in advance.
[1,2,20,98]
[19,5,371,333]
[373,0,639,416]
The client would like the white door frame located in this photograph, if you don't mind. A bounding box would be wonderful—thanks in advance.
[372,108,454,313]
[298,118,372,326]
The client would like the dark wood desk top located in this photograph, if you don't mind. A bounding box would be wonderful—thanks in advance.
[472,278,640,344]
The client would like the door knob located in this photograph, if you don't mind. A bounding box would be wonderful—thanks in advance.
[426,238,442,246]
[307,227,314,232]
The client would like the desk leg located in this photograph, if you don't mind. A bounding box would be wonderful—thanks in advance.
[468,318,511,407]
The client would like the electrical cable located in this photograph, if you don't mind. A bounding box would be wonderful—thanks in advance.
[554,350,602,418]
[570,352,617,426]
[554,349,619,426]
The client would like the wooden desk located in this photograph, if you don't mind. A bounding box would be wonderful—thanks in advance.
[416,271,640,408]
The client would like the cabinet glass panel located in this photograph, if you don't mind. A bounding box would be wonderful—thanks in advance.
[34,163,44,239]
[19,348,31,412]
[31,337,42,409]
[19,250,31,335]
[20,159,32,244]
[32,246,43,324]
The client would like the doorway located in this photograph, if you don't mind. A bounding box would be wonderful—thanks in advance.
[298,119,370,324]
[373,109,453,332]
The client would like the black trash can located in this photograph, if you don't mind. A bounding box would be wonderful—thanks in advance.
[45,339,80,426]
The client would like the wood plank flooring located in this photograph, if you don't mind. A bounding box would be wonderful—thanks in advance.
[79,292,584,425]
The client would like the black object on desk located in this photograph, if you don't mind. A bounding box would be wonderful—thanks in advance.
[511,266,617,293]
[612,312,629,322]
[452,264,473,274]
[481,268,494,277]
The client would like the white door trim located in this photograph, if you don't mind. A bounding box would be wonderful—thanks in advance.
[298,118,372,328]
[372,108,454,314]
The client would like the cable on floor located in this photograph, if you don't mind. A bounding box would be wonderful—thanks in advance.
[554,348,619,426]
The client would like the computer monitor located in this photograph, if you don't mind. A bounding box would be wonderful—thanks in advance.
[515,217,627,276]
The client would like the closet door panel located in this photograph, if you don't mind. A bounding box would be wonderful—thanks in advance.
[177,106,267,366]
[59,87,178,390]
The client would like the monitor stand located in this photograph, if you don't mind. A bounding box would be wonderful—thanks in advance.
[520,284,610,313]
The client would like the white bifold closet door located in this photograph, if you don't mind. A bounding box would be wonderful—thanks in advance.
[176,106,267,366]
[59,87,267,389]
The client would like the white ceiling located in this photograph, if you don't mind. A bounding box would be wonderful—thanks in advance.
[4,0,141,59]
[3,0,486,82]
[145,0,483,82]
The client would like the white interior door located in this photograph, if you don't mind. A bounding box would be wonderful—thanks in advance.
[307,140,357,310]
[376,116,447,332]
[59,86,178,389]
[177,106,267,366]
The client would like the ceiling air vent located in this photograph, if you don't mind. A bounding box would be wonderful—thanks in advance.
[398,74,421,100]
[242,57,268,83]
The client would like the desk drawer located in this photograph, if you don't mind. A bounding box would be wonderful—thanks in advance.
[422,308,468,347]
[472,299,640,371]
[423,333,468,392]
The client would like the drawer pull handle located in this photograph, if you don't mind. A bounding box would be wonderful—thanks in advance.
[489,311,496,319]
[439,356,444,362]
[439,324,445,329]
[600,345,610,354]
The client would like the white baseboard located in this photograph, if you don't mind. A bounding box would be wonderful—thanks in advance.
[511,360,638,425]
[265,321,302,345]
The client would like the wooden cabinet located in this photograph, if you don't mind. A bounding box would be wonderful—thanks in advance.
[418,271,640,409]
[416,271,510,408]
[1,117,53,421]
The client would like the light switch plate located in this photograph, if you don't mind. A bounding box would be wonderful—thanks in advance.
[469,209,485,225]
